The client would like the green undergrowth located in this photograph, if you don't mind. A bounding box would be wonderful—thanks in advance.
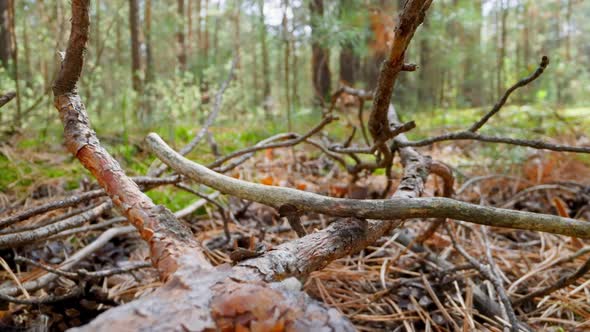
[3,104,588,203]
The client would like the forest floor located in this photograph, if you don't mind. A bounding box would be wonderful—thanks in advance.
[1,105,590,331]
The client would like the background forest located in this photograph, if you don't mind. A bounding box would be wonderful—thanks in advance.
[1,0,588,159]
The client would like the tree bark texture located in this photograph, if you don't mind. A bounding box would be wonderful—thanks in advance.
[310,0,331,102]
[128,0,142,92]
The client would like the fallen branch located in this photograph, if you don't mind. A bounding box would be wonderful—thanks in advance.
[47,2,357,330]
[14,256,150,281]
[146,133,590,239]
[513,254,590,306]
[469,56,549,132]
[0,201,112,248]
[448,226,524,332]
[208,115,335,169]
[0,226,135,297]
[0,91,16,108]
[0,175,181,229]
[398,130,590,153]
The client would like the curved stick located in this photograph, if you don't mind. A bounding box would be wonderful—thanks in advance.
[147,133,590,239]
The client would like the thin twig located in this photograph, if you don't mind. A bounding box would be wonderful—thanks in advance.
[0,91,16,108]
[0,287,83,305]
[398,131,590,154]
[0,175,181,229]
[208,115,335,169]
[447,226,524,332]
[14,256,151,280]
[469,56,549,132]
[513,254,590,306]
[0,201,112,248]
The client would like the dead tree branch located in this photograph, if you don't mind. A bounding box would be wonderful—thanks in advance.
[47,2,357,330]
[448,227,523,332]
[469,56,549,132]
[397,56,590,154]
[146,133,590,239]
[0,91,16,108]
[368,0,432,145]
[0,175,181,229]
[0,201,112,248]
[52,0,206,279]
[513,254,590,306]
[208,115,335,169]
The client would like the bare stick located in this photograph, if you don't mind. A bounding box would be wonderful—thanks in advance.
[0,91,16,108]
[0,175,181,229]
[214,133,295,173]
[14,256,150,280]
[208,115,335,169]
[368,0,432,144]
[448,226,524,332]
[0,189,104,229]
[397,57,588,154]
[52,0,206,279]
[0,287,83,305]
[469,56,549,132]
[0,226,135,297]
[513,254,590,306]
[146,133,590,239]
[398,131,590,154]
[0,201,112,248]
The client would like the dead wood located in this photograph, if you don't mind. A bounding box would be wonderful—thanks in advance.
[45,1,357,330]
[0,90,16,108]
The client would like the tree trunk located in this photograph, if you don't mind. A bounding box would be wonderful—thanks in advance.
[203,0,209,63]
[177,0,187,71]
[144,0,153,85]
[94,0,100,67]
[417,18,434,107]
[258,0,271,118]
[233,1,241,76]
[282,0,291,131]
[187,0,192,57]
[8,0,19,126]
[0,0,14,72]
[338,0,359,86]
[461,0,483,106]
[291,7,299,107]
[310,0,331,102]
[144,0,154,119]
[129,0,141,92]
[496,0,507,100]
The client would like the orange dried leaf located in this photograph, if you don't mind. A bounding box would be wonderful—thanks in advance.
[260,176,274,186]
[329,184,348,198]
[296,183,307,190]
[552,197,569,217]
[265,148,274,161]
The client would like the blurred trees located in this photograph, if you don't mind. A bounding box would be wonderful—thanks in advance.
[0,0,588,136]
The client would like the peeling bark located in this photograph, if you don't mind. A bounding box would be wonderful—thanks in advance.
[52,2,356,330]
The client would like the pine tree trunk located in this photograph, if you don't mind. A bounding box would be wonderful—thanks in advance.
[258,0,271,118]
[0,0,13,72]
[129,0,142,92]
[177,0,187,71]
[310,0,331,102]
[282,0,291,131]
